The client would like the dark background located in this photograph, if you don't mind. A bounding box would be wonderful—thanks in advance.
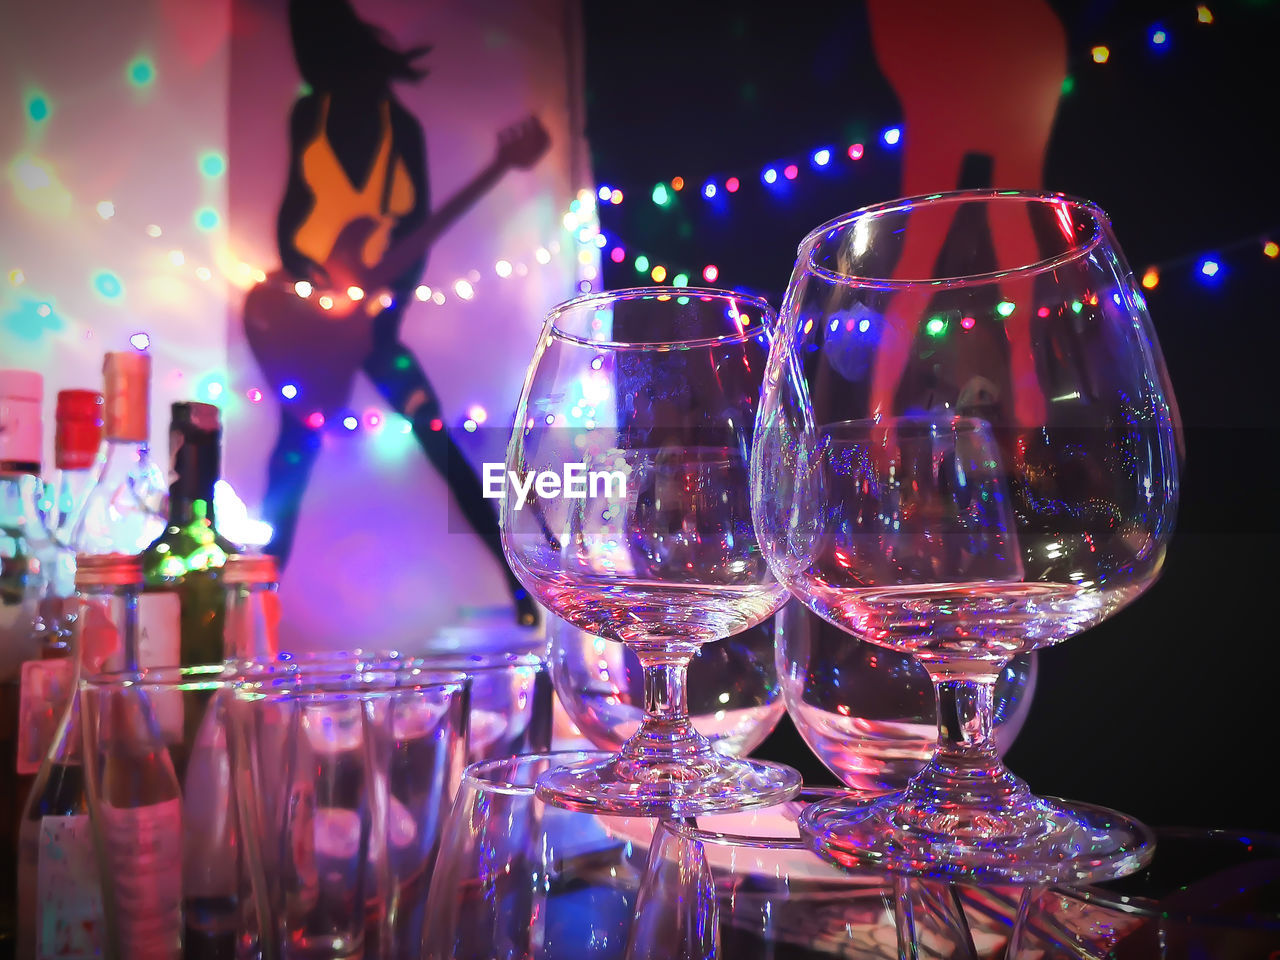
[584,0,1279,831]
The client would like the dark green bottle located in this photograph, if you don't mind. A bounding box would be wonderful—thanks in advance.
[141,402,236,666]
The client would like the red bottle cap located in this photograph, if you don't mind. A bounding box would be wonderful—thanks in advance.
[55,389,104,470]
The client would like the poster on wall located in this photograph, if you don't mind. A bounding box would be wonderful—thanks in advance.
[2,0,592,652]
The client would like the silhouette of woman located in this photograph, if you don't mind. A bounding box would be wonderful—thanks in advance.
[258,0,544,625]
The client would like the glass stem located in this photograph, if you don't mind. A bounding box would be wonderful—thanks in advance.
[901,661,1030,814]
[933,671,1000,765]
[620,648,711,764]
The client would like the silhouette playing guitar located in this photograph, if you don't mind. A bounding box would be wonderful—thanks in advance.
[246,0,549,625]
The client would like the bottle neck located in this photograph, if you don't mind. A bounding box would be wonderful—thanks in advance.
[168,493,217,528]
[1,471,47,536]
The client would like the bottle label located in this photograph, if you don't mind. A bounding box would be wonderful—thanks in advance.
[100,798,183,960]
[16,658,73,775]
[36,814,106,959]
[138,591,181,668]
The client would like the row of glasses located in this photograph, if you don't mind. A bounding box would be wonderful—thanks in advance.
[68,645,551,960]
[500,191,1181,889]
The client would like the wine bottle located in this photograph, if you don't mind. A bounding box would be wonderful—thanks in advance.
[1,368,51,953]
[49,389,104,541]
[142,402,235,667]
[71,351,174,670]
[13,554,138,960]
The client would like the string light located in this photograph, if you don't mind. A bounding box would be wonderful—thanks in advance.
[1142,267,1160,289]
[671,177,685,192]
[167,249,184,267]
[1196,5,1213,24]
[1092,45,1111,63]
[96,201,115,220]
[725,177,740,193]
[454,279,474,300]
[1263,241,1278,259]
[812,148,831,167]
[495,259,512,277]
[762,167,778,185]
[703,181,717,198]
[703,264,719,282]
[281,384,298,400]
[129,332,151,349]
[651,265,667,282]
[415,285,431,300]
[881,127,902,146]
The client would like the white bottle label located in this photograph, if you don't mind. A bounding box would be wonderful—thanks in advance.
[137,591,181,667]
[100,798,183,960]
[16,658,73,775]
[36,814,105,959]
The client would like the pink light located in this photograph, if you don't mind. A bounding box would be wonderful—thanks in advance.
[305,411,325,429]
[783,164,798,180]
[960,316,976,330]
[364,409,382,432]
[725,177,740,193]
[1037,306,1051,318]
[429,418,443,432]
[610,246,625,263]
[703,264,719,282]
[847,143,865,160]
[246,388,263,403]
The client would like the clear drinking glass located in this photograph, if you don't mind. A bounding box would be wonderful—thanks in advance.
[81,665,233,960]
[230,666,468,960]
[752,191,1180,884]
[501,288,800,816]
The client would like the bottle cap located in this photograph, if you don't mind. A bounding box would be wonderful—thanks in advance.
[0,368,43,474]
[75,553,144,588]
[103,351,150,442]
[223,553,279,586]
[170,401,222,502]
[55,389,105,470]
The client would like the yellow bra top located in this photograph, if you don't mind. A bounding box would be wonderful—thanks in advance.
[293,96,416,269]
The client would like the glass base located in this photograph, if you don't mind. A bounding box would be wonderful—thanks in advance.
[535,752,802,817]
[801,791,1154,885]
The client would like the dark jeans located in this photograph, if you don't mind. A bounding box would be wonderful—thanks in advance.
[261,307,521,603]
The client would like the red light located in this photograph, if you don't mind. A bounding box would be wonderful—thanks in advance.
[610,246,625,263]
[703,264,719,282]
[783,164,798,180]
[725,177,740,193]
[960,316,975,330]
[429,418,443,432]
[305,411,325,429]
[1037,306,1051,318]
[246,388,263,403]
[847,143,864,160]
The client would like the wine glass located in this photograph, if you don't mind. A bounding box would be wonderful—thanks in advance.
[752,191,1180,884]
[500,287,801,816]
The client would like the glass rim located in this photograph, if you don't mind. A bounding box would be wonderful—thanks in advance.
[82,663,227,692]
[798,189,1110,291]
[406,651,547,672]
[543,285,776,350]
[460,750,613,796]
[243,668,470,701]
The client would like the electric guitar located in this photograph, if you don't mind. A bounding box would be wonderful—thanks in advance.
[243,116,550,413]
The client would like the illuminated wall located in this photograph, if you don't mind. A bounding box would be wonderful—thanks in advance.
[2,0,593,650]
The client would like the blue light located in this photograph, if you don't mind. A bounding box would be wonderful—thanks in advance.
[597,185,611,201]
[343,416,358,431]
[1151,27,1168,46]
[812,148,831,167]
[1199,257,1221,280]
[762,167,778,185]
[703,182,717,199]
[281,383,298,400]
[882,127,902,146]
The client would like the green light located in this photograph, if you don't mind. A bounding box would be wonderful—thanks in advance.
[996,300,1015,317]
[195,207,220,231]
[672,273,689,287]
[1071,300,1083,314]
[199,152,226,178]
[298,81,313,97]
[634,255,650,273]
[26,93,50,123]
[127,56,156,87]
[925,316,947,337]
[93,270,124,301]
[652,183,670,206]
[1061,76,1075,96]
[394,355,412,371]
